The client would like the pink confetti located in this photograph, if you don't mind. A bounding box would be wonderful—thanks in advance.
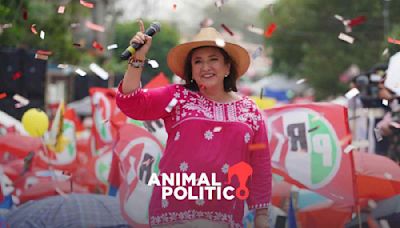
[388,37,400,45]
[58,6,65,14]
[85,21,104,32]
[221,24,234,36]
[12,72,22,80]
[30,24,38,35]
[348,16,366,27]
[92,41,104,51]
[36,50,52,56]
[80,0,94,8]
[0,93,7,99]
[264,23,277,38]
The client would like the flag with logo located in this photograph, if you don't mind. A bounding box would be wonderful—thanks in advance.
[89,88,127,156]
[264,103,356,206]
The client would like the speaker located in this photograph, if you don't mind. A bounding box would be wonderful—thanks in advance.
[21,51,47,98]
[0,48,23,93]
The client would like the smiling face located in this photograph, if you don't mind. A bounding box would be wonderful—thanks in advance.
[190,47,231,91]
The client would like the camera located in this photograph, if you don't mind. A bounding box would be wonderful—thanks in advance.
[352,64,388,108]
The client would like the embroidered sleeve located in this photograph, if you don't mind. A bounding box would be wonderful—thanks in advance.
[247,111,272,210]
[115,81,176,120]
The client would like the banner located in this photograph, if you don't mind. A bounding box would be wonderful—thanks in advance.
[264,103,355,206]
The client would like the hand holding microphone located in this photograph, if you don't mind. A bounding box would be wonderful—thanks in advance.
[120,21,161,60]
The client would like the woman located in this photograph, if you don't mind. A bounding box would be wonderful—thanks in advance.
[116,22,271,228]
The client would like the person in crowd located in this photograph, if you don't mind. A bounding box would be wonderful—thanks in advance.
[116,21,271,228]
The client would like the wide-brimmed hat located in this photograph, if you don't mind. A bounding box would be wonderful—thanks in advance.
[167,27,250,79]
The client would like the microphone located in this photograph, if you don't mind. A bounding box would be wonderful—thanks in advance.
[120,22,161,60]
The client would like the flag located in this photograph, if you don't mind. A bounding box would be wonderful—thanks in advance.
[264,103,356,207]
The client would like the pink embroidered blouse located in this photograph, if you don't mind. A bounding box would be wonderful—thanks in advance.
[116,83,271,228]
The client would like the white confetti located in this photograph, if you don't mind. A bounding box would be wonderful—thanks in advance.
[107,44,118,50]
[334,14,344,21]
[296,78,306,84]
[40,30,45,40]
[338,32,354,44]
[213,126,222,132]
[75,68,87,76]
[344,88,360,99]
[252,47,262,59]
[89,63,109,80]
[57,6,65,14]
[165,98,178,113]
[215,38,225,47]
[382,48,389,56]
[384,172,392,180]
[344,144,356,153]
[57,64,68,69]
[147,59,159,69]
[35,53,48,60]
[13,94,29,108]
[382,99,389,106]
[246,25,264,35]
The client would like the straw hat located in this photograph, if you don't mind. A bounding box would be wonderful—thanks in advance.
[167,27,250,79]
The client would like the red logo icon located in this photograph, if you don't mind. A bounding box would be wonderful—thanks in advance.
[226,161,253,200]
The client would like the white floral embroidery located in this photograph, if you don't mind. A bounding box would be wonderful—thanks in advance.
[195,199,205,206]
[174,131,180,141]
[221,163,230,174]
[179,161,188,172]
[204,130,214,140]
[183,89,189,96]
[161,199,169,208]
[174,92,180,98]
[244,132,251,143]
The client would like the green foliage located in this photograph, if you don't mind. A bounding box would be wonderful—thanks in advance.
[260,0,400,99]
[0,0,90,64]
[105,20,180,78]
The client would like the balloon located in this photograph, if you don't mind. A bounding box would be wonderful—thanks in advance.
[22,108,49,137]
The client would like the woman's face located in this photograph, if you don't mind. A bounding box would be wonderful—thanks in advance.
[191,47,231,91]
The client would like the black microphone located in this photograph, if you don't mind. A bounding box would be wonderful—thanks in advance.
[120,22,161,60]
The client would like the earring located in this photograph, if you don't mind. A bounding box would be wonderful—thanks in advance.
[224,73,229,78]
[190,79,194,83]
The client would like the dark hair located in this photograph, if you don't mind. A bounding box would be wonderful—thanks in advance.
[183,46,238,92]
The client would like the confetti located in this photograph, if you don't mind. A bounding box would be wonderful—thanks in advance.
[75,68,87,76]
[107,44,118,50]
[70,23,80,28]
[73,43,82,47]
[0,93,7,99]
[338,33,354,44]
[246,25,264,35]
[382,99,389,106]
[147,59,159,68]
[200,18,214,27]
[221,24,234,36]
[165,98,178,113]
[80,0,94,8]
[334,14,344,21]
[40,30,45,40]
[92,41,104,51]
[252,46,262,60]
[348,16,366,27]
[344,88,360,99]
[13,94,29,108]
[296,78,306,84]
[89,63,109,80]
[384,172,392,180]
[308,126,319,132]
[248,143,267,151]
[22,8,28,20]
[85,21,104,32]
[35,53,48,60]
[213,126,222,132]
[30,24,38,35]
[343,144,356,154]
[12,72,22,80]
[388,37,400,45]
[58,5,65,14]
[264,23,277,38]
[382,48,389,56]
[374,128,383,142]
[215,38,225,47]
[57,64,68,69]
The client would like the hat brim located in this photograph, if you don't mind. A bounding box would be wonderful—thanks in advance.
[167,41,250,79]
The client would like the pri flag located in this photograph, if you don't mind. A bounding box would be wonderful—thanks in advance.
[264,103,356,206]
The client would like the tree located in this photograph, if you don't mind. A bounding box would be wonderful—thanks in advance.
[260,0,400,99]
[105,20,180,79]
[0,0,90,65]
